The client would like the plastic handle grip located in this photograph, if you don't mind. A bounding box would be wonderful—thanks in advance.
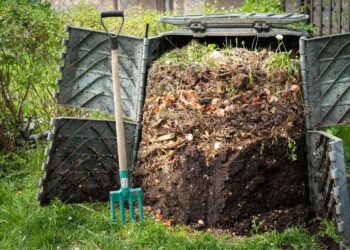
[101,10,124,18]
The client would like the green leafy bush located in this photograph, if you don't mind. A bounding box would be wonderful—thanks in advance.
[0,0,178,152]
[61,1,175,37]
[239,0,283,13]
[0,0,63,150]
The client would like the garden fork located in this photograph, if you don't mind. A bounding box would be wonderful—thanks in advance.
[100,10,144,224]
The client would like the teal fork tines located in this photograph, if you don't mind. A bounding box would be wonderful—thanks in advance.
[110,188,144,224]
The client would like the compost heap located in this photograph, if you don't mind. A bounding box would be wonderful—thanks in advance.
[134,41,310,235]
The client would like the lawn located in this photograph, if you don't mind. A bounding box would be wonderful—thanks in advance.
[0,144,334,250]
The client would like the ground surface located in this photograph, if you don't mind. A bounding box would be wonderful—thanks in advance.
[0,145,334,249]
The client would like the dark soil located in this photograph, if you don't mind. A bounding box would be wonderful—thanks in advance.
[320,237,340,250]
[135,136,310,235]
[134,45,312,235]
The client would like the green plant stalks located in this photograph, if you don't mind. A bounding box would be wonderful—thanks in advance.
[251,218,266,235]
[317,220,341,244]
[287,139,298,162]
[263,51,300,77]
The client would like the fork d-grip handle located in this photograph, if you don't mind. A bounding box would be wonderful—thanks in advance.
[100,10,124,49]
[101,10,124,18]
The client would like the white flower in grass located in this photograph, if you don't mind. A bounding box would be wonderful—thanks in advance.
[276,34,284,41]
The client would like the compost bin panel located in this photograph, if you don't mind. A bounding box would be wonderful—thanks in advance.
[37,118,136,205]
[307,131,350,247]
[57,26,144,121]
[301,33,350,128]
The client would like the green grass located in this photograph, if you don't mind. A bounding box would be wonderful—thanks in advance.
[0,144,331,249]
[317,220,341,244]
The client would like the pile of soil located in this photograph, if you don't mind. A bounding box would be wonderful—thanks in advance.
[134,43,311,235]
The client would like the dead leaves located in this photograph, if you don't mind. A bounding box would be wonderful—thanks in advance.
[140,138,186,158]
[150,133,176,143]
[178,90,202,110]
[140,46,304,172]
[154,209,173,227]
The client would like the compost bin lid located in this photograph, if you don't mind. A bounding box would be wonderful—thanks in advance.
[159,13,309,37]
[160,13,309,28]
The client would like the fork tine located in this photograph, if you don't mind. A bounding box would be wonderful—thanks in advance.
[118,196,125,225]
[128,196,135,222]
[110,195,116,222]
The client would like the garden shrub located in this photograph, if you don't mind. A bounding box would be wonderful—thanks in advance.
[61,1,176,37]
[0,0,63,150]
[239,0,283,13]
